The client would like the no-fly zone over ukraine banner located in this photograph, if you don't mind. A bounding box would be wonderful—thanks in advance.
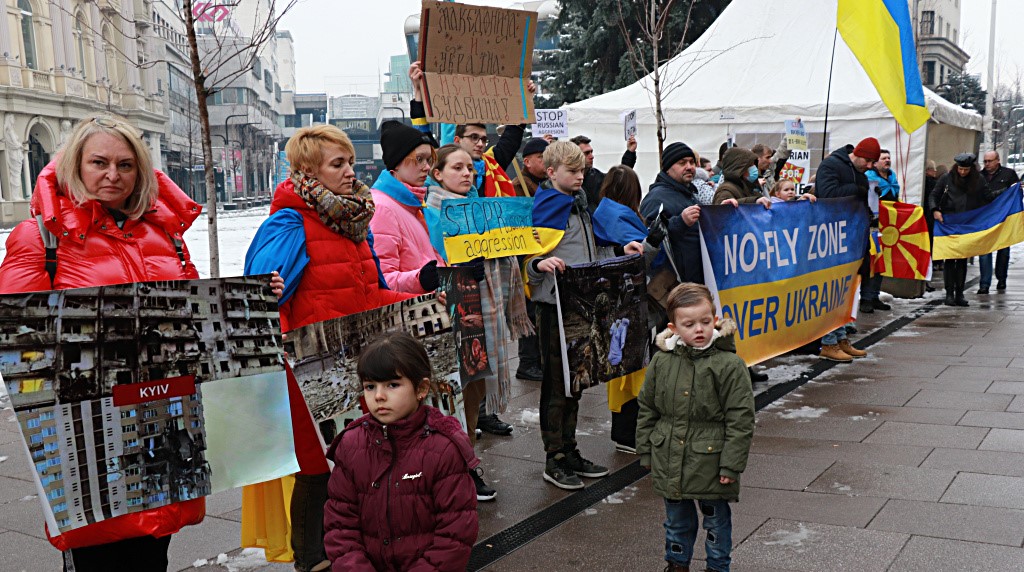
[699,197,869,365]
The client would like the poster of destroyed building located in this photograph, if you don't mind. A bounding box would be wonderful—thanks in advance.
[556,255,650,397]
[286,294,465,443]
[0,277,297,534]
[438,267,491,384]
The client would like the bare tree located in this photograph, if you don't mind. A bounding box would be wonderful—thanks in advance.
[181,0,298,277]
[614,0,760,161]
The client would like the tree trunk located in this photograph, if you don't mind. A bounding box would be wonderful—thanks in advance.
[651,1,665,162]
[183,0,220,278]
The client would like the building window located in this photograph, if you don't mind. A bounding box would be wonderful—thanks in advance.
[75,14,88,78]
[923,61,935,85]
[921,11,934,36]
[18,0,37,70]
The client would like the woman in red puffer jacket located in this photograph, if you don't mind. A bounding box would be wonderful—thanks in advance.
[324,332,478,571]
[245,125,411,572]
[0,114,206,570]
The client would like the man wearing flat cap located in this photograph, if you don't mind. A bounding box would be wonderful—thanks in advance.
[639,141,704,284]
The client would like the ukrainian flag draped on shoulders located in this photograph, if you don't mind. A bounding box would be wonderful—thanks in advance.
[838,0,930,133]
[522,185,574,297]
[933,183,1024,260]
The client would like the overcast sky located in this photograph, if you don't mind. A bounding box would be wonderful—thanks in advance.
[279,0,1024,96]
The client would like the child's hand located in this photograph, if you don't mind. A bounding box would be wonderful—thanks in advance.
[719,475,735,485]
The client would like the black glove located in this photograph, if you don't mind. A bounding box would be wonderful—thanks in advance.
[646,211,670,248]
[463,257,486,282]
[418,260,439,291]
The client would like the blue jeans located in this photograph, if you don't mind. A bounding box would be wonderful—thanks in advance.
[822,326,848,346]
[979,248,1010,288]
[860,273,883,301]
[664,498,733,571]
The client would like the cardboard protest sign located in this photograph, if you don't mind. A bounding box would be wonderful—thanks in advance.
[0,277,297,535]
[621,109,637,141]
[534,109,568,138]
[699,197,868,365]
[418,0,537,124]
[438,267,492,383]
[555,255,649,398]
[780,119,810,187]
[285,294,466,444]
[439,196,543,263]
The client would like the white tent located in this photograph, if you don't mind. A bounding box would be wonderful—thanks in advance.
[564,0,982,204]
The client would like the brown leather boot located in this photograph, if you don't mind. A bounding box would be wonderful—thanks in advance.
[819,344,853,362]
[837,339,867,358]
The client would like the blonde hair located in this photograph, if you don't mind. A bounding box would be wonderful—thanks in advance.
[285,124,356,176]
[771,179,796,197]
[56,114,157,220]
[543,140,586,171]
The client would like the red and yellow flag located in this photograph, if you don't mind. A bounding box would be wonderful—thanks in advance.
[873,200,931,279]
[481,152,516,198]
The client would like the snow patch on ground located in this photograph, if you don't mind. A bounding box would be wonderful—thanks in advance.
[763,522,815,551]
[603,492,626,505]
[207,549,268,572]
[20,495,36,501]
[192,559,209,568]
[887,328,923,337]
[584,508,598,516]
[777,406,828,420]
[519,408,540,426]
[831,482,852,492]
[0,455,7,463]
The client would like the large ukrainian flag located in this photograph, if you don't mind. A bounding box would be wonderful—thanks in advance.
[933,184,1024,260]
[838,0,931,133]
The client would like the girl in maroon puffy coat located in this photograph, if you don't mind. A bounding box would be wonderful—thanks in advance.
[324,332,478,571]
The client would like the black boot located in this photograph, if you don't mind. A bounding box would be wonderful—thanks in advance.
[943,262,957,306]
[955,260,969,306]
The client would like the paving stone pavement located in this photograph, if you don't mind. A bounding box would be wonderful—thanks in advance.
[1,261,1022,571]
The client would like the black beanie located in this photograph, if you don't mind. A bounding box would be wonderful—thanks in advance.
[381,120,437,171]
[661,142,695,172]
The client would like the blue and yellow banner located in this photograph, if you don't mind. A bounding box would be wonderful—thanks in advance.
[933,184,1024,260]
[699,197,869,365]
[438,196,544,263]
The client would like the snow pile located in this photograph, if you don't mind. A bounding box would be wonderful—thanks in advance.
[831,482,852,492]
[519,408,540,426]
[0,455,7,463]
[777,406,828,420]
[763,522,815,552]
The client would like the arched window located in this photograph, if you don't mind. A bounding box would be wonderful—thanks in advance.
[75,14,88,78]
[18,0,37,70]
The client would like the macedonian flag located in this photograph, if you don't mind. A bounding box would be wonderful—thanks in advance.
[873,200,931,279]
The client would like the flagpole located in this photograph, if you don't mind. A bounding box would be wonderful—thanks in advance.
[822,27,839,161]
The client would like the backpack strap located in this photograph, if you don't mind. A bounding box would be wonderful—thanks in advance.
[35,214,59,288]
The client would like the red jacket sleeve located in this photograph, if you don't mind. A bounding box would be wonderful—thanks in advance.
[324,446,376,571]
[0,220,54,294]
[406,441,478,572]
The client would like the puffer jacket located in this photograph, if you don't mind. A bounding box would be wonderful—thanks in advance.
[639,172,703,284]
[268,179,408,333]
[635,319,755,501]
[0,161,205,550]
[815,147,869,205]
[370,170,445,294]
[713,148,762,205]
[324,405,478,571]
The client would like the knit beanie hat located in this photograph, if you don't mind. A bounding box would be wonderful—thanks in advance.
[852,137,881,162]
[522,137,548,158]
[381,120,437,171]
[661,142,695,172]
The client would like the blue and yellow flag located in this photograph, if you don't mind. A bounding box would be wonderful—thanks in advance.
[523,185,574,297]
[933,184,1024,260]
[838,0,930,133]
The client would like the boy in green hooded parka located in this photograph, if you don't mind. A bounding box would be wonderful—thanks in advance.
[636,283,755,572]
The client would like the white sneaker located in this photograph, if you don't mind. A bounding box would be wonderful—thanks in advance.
[614,442,637,454]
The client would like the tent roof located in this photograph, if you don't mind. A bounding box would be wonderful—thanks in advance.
[566,0,981,132]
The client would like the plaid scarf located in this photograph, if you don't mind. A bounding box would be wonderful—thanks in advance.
[293,173,375,243]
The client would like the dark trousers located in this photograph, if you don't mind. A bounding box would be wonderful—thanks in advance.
[291,472,329,572]
[943,258,968,296]
[537,302,579,454]
[518,299,541,370]
[64,535,171,572]
[611,398,639,448]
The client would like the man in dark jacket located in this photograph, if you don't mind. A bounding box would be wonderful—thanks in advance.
[816,138,888,314]
[639,142,703,284]
[572,134,638,213]
[978,151,1021,293]
[510,137,548,197]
